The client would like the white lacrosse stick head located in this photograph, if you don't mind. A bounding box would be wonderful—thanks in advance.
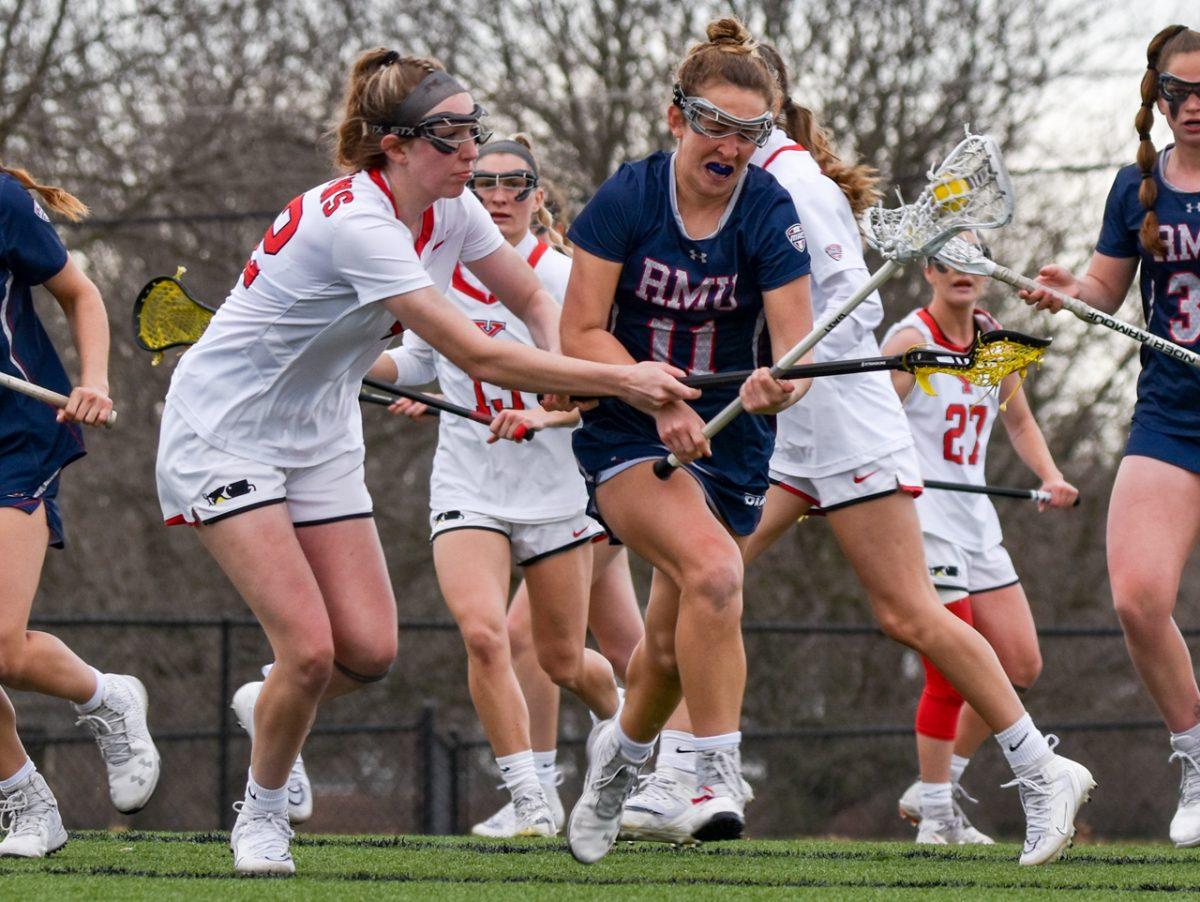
[863,134,1015,263]
[933,234,993,276]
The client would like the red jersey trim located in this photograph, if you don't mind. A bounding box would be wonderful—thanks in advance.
[451,239,553,306]
[366,168,435,255]
[916,308,1001,352]
[761,144,807,171]
[527,240,551,268]
[366,168,400,218]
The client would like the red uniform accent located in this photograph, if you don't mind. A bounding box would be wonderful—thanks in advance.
[914,597,973,740]
[760,143,807,171]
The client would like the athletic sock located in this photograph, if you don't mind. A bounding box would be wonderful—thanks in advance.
[692,731,741,753]
[496,750,539,796]
[74,668,106,713]
[532,750,558,789]
[614,721,655,764]
[658,730,697,776]
[245,771,288,815]
[950,754,971,784]
[1171,722,1200,752]
[0,758,36,794]
[995,713,1053,774]
[919,781,954,822]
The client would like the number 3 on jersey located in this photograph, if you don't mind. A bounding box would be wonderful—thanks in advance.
[943,403,987,465]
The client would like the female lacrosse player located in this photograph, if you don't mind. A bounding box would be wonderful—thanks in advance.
[619,42,1094,865]
[1023,24,1200,847]
[371,134,641,837]
[560,19,817,864]
[0,165,160,858]
[883,236,1077,845]
[155,49,694,876]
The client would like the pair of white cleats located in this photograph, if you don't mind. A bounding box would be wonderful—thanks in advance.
[227,680,314,876]
[0,674,161,858]
[471,772,565,838]
[898,779,994,846]
[567,718,753,863]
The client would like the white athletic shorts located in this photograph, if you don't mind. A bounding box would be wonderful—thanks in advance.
[157,404,373,527]
[769,444,923,515]
[429,508,604,566]
[923,533,1020,604]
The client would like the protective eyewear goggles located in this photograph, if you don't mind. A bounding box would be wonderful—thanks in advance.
[931,243,991,273]
[672,85,774,148]
[1158,73,1200,106]
[467,169,539,201]
[375,104,493,155]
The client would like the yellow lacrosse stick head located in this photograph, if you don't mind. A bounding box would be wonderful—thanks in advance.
[132,266,215,366]
[905,330,1051,400]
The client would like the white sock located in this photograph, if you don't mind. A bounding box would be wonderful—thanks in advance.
[75,668,106,713]
[919,781,954,821]
[658,730,697,776]
[0,758,35,794]
[950,754,971,784]
[995,714,1052,773]
[496,750,539,795]
[1171,722,1200,751]
[614,722,655,763]
[692,731,741,752]
[245,771,288,815]
[532,750,558,788]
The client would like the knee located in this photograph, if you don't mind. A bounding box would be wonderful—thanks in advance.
[280,644,335,695]
[536,643,582,687]
[339,637,398,684]
[1004,651,1043,690]
[0,634,29,684]
[876,606,929,650]
[681,559,743,624]
[1112,585,1174,634]
[460,621,510,670]
[641,628,679,677]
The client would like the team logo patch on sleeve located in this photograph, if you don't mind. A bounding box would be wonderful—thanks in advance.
[824,244,843,261]
[786,223,807,253]
[32,200,50,222]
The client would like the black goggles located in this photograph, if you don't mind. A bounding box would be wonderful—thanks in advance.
[467,169,539,201]
[931,244,992,273]
[373,104,493,155]
[1159,73,1200,103]
[672,85,774,148]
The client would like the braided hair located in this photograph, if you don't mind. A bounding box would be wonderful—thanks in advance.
[0,163,87,222]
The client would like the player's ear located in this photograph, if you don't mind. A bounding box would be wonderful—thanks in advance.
[667,103,686,141]
[380,134,410,165]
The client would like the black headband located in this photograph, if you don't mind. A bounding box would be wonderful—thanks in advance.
[478,140,538,175]
[391,70,469,128]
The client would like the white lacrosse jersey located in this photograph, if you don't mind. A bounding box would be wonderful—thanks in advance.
[751,129,914,478]
[166,169,504,467]
[387,232,587,522]
[883,307,1003,551]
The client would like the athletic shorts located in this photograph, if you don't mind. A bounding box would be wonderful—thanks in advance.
[769,444,923,515]
[0,477,65,548]
[1125,420,1200,475]
[922,533,1019,604]
[429,508,604,566]
[157,404,373,527]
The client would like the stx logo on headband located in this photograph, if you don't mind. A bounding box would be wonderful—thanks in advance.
[635,258,738,312]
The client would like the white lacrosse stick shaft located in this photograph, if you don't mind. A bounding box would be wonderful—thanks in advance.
[0,371,116,428]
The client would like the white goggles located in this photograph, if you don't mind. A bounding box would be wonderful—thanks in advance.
[672,85,774,148]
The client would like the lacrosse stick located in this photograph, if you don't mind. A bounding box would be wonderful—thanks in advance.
[0,371,116,428]
[933,236,1200,369]
[362,379,534,442]
[678,329,1049,397]
[923,478,1080,507]
[653,131,1016,479]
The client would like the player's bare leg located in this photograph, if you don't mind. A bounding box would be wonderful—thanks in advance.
[587,544,644,680]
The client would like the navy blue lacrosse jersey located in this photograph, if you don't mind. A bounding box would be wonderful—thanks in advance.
[568,151,810,527]
[0,173,84,499]
[1098,153,1200,437]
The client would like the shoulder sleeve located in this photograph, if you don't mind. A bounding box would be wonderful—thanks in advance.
[1096,166,1141,259]
[458,191,506,263]
[753,182,812,291]
[567,163,641,262]
[386,328,438,385]
[330,203,434,306]
[1,179,69,285]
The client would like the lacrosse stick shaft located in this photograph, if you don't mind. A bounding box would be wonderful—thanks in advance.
[653,259,901,478]
[678,351,957,389]
[0,371,116,429]
[992,264,1200,369]
[362,377,532,441]
[923,478,1078,506]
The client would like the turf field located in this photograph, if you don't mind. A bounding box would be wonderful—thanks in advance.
[3,833,1200,899]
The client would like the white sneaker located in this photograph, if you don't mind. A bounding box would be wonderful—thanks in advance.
[898,778,921,823]
[915,815,954,844]
[619,766,703,845]
[511,784,557,837]
[75,674,160,814]
[1002,747,1095,866]
[691,746,753,842]
[899,779,994,843]
[231,681,313,824]
[0,773,68,858]
[567,719,642,863]
[230,802,295,875]
[1169,742,1200,847]
[472,774,565,837]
